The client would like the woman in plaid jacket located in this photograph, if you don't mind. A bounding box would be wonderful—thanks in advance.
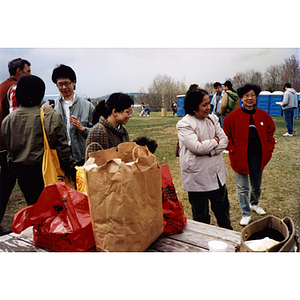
[86,93,134,156]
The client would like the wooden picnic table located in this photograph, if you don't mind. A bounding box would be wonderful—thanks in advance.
[0,219,241,252]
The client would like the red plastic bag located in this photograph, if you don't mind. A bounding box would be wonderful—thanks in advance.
[161,164,187,236]
[12,182,95,252]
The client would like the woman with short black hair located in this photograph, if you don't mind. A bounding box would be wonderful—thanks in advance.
[176,87,232,230]
[223,83,276,226]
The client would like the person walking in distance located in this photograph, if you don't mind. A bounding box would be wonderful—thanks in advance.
[281,83,298,136]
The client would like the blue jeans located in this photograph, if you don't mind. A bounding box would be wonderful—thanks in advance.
[234,154,262,217]
[284,108,295,134]
[0,151,17,223]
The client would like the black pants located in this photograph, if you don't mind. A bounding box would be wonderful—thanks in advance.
[188,181,232,230]
[12,163,45,206]
[0,151,17,223]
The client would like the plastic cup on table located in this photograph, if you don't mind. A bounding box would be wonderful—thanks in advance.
[208,240,228,252]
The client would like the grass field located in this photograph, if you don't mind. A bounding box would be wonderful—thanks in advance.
[2,110,300,235]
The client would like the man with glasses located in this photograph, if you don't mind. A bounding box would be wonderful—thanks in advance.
[44,64,95,166]
[0,58,31,235]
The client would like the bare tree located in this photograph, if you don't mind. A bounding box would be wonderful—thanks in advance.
[246,69,263,87]
[204,82,215,94]
[148,74,187,111]
[280,55,300,91]
[136,87,150,105]
[264,65,282,92]
[232,72,248,89]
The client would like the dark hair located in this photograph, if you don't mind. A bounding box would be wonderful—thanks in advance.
[284,83,292,89]
[184,89,208,115]
[92,93,134,123]
[8,58,31,76]
[187,84,200,93]
[133,136,158,154]
[224,80,234,90]
[213,82,222,88]
[237,83,261,98]
[51,64,77,84]
[16,75,45,107]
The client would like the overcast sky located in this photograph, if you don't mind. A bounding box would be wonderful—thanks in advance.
[1,2,299,99]
[1,0,299,293]
[1,48,298,98]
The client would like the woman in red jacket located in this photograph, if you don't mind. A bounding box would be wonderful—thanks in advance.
[223,84,276,226]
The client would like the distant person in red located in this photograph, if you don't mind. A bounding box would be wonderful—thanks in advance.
[0,58,31,235]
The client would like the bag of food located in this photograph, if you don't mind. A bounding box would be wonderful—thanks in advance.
[12,182,95,252]
[84,142,164,252]
[161,164,187,236]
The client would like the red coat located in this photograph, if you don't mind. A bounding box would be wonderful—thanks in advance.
[223,107,276,174]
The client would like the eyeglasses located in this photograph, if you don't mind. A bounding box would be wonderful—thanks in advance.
[243,93,256,99]
[57,81,72,88]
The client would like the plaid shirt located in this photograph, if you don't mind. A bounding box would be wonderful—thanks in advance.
[86,116,129,157]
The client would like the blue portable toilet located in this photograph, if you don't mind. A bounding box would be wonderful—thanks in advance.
[295,93,300,119]
[256,91,270,114]
[270,91,283,116]
[177,95,185,117]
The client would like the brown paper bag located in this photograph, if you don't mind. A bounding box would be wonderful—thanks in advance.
[84,142,163,252]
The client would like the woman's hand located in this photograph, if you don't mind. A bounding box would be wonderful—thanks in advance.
[214,137,220,144]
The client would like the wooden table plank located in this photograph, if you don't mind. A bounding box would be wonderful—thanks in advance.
[0,220,242,252]
[148,236,207,252]
[0,232,48,252]
[184,219,241,244]
[150,220,241,252]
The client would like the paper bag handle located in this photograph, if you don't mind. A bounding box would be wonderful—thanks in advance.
[132,145,151,161]
[85,142,103,161]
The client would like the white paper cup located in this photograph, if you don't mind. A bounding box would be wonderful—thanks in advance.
[208,240,228,252]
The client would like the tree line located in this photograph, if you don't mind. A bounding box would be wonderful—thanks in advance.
[136,54,300,112]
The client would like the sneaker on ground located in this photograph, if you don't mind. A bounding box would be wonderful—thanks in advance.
[250,204,266,215]
[240,216,251,226]
[283,132,293,137]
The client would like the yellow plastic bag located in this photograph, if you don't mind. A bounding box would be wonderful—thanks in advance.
[75,166,87,195]
[41,107,75,188]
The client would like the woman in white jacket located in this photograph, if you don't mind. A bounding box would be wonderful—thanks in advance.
[176,88,232,229]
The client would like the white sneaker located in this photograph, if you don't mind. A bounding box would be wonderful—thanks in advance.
[250,204,266,215]
[283,132,293,137]
[240,216,251,226]
[222,150,229,154]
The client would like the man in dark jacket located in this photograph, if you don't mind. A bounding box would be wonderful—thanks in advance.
[0,58,31,235]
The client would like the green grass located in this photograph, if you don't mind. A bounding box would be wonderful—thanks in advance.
[127,111,300,234]
[3,110,300,236]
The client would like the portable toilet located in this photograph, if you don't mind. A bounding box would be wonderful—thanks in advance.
[270,91,284,116]
[177,95,185,117]
[256,91,270,114]
[297,93,300,118]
